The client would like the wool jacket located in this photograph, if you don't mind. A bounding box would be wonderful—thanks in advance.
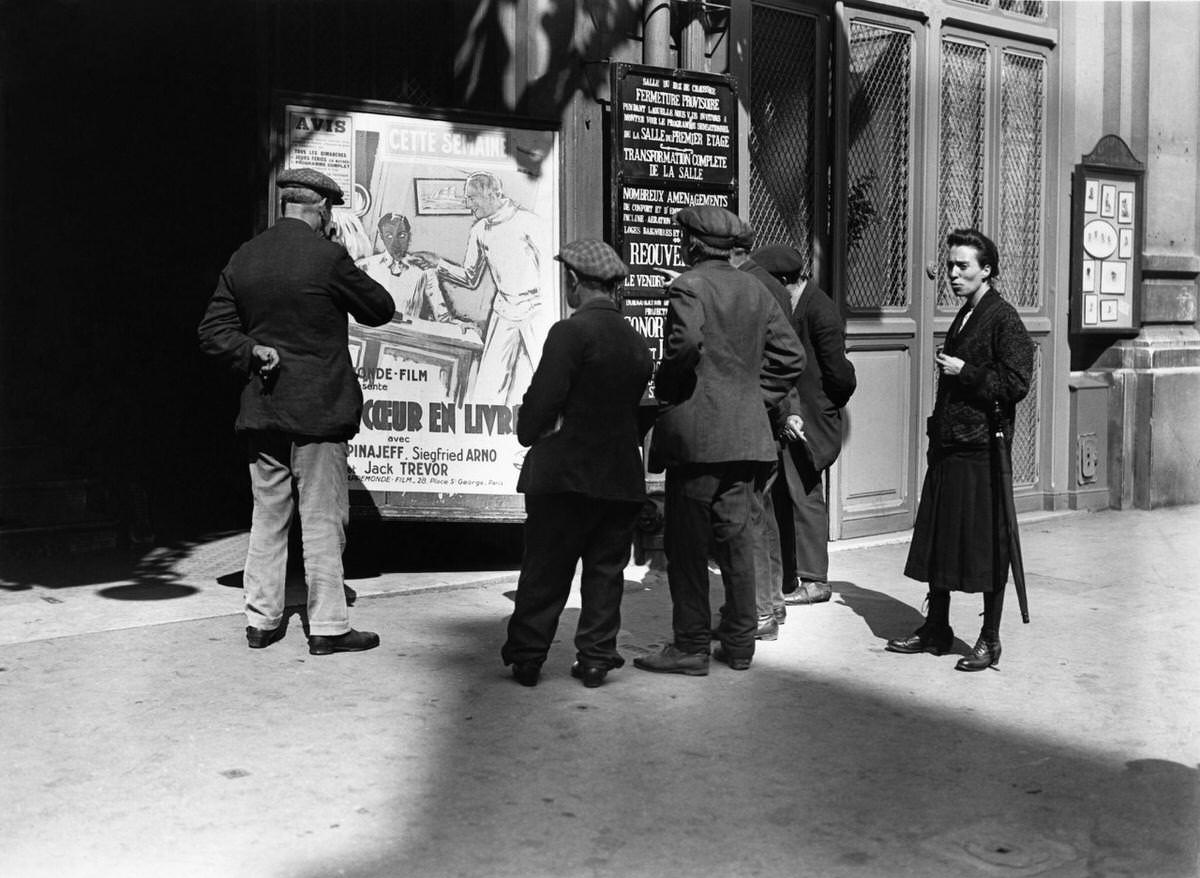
[515,297,653,501]
[649,259,805,470]
[198,218,395,440]
[932,286,1035,451]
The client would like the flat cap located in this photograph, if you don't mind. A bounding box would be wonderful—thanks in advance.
[555,239,629,283]
[751,243,805,279]
[733,220,756,251]
[675,206,742,247]
[277,167,345,205]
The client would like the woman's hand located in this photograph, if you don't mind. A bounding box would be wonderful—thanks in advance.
[936,351,965,376]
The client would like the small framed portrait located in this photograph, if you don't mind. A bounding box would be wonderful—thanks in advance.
[1083,294,1099,326]
[1100,260,1127,295]
[1118,228,1133,260]
[1081,259,1096,293]
[413,178,471,216]
[1100,299,1118,322]
[1117,190,1134,224]
[1083,179,1099,213]
[1100,184,1117,218]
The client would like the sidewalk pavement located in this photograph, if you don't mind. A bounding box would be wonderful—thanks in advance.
[1,506,1197,878]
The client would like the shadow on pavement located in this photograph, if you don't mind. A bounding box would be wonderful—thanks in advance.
[286,588,1200,878]
[834,580,974,657]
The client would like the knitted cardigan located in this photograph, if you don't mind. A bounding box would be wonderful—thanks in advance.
[931,286,1035,451]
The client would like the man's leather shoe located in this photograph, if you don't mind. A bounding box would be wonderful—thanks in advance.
[246,624,285,649]
[773,605,787,625]
[713,644,752,671]
[756,614,779,641]
[885,623,954,656]
[633,644,710,676]
[955,635,1001,671]
[570,662,607,688]
[511,662,541,687]
[308,629,380,655]
[784,580,832,605]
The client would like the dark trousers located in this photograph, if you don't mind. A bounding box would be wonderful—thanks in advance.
[774,443,829,585]
[502,493,640,669]
[756,444,829,614]
[664,462,769,660]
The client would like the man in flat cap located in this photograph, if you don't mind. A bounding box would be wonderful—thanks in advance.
[500,240,653,688]
[753,243,857,610]
[634,206,804,676]
[198,167,395,654]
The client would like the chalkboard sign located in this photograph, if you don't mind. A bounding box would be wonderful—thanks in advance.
[610,64,739,393]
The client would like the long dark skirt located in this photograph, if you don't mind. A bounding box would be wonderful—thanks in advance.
[904,446,1010,593]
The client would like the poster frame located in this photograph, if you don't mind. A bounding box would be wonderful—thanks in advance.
[1068,135,1143,337]
[270,90,563,522]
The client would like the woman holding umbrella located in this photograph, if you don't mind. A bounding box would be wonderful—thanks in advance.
[887,228,1034,671]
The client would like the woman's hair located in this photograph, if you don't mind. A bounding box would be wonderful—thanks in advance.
[946,228,1000,279]
[332,208,374,261]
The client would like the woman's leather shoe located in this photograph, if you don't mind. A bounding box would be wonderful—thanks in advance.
[955,635,1001,671]
[885,623,954,655]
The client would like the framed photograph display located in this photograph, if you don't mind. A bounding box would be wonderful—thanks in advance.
[273,92,561,521]
[1069,136,1143,336]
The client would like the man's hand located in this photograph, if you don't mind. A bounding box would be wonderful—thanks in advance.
[408,251,441,270]
[781,413,806,443]
[252,344,280,375]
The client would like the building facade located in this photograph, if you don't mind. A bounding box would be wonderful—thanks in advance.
[1,0,1196,547]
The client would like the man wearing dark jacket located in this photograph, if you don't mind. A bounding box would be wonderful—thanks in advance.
[753,244,857,609]
[198,168,395,654]
[635,207,805,675]
[730,230,807,640]
[501,240,653,688]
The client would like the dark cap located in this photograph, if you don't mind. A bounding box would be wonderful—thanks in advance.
[751,244,805,279]
[733,221,756,251]
[555,239,629,283]
[277,168,345,205]
[675,206,742,248]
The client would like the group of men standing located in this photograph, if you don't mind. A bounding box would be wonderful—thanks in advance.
[502,205,856,685]
[198,167,855,679]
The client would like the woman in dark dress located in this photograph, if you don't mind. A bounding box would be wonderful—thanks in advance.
[887,229,1034,671]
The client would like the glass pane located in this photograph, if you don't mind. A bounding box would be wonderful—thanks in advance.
[845,21,912,310]
[749,5,817,268]
[937,39,988,308]
[999,51,1045,309]
[999,0,1045,19]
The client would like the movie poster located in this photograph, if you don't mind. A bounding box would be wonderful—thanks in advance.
[277,99,560,515]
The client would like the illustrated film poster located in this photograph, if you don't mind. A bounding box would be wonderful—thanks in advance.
[277,98,560,510]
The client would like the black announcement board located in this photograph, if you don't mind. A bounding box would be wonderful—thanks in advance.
[610,64,738,394]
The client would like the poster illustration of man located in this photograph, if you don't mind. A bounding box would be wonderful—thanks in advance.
[412,171,547,405]
[282,104,559,500]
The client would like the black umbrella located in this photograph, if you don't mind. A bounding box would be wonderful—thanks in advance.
[993,402,1030,623]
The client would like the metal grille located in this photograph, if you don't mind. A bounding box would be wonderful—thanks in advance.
[999,0,1046,19]
[748,5,816,267]
[1012,342,1041,485]
[844,22,912,309]
[999,51,1045,309]
[937,39,987,308]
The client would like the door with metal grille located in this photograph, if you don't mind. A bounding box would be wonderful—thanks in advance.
[745,1,1056,538]
[829,3,1056,538]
